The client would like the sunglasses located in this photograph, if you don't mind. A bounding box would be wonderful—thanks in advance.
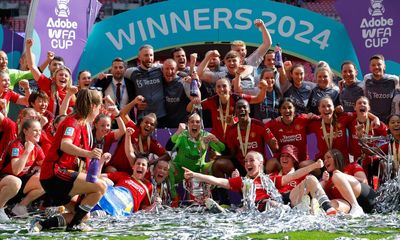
[89,86,102,91]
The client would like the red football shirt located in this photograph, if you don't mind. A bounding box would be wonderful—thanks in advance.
[40,115,90,180]
[1,139,44,177]
[266,114,310,162]
[107,172,153,212]
[307,112,355,163]
[202,93,251,143]
[108,120,166,174]
[229,176,271,202]
[0,90,20,112]
[226,119,275,167]
[0,117,17,157]
[37,74,75,115]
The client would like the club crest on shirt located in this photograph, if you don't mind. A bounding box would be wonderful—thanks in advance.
[295,124,301,130]
[251,132,256,138]
[64,127,75,137]
[11,148,19,157]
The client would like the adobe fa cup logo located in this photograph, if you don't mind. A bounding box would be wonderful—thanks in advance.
[368,0,385,16]
[55,0,70,18]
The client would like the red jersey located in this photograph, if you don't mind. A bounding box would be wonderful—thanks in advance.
[266,114,310,161]
[229,176,271,202]
[202,93,251,143]
[108,121,166,174]
[37,74,75,115]
[307,112,355,163]
[1,139,44,177]
[270,173,306,193]
[348,119,387,161]
[0,90,20,112]
[344,162,365,176]
[40,115,90,180]
[42,110,55,134]
[226,119,276,167]
[107,172,153,212]
[0,117,17,157]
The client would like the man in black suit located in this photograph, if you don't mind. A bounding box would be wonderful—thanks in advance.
[95,57,136,110]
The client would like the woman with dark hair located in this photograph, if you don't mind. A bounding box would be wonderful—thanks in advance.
[349,96,387,184]
[283,64,316,114]
[187,77,267,143]
[265,98,317,166]
[375,114,400,179]
[253,68,282,123]
[308,96,356,165]
[105,96,171,174]
[271,145,337,215]
[321,149,375,217]
[77,70,92,90]
[28,90,53,133]
[0,119,44,220]
[33,89,109,232]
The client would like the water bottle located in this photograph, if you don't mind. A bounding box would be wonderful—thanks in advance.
[86,145,101,183]
[190,78,199,97]
[274,43,283,68]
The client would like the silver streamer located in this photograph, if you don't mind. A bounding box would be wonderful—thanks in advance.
[259,173,283,203]
[1,208,399,239]
[375,175,400,213]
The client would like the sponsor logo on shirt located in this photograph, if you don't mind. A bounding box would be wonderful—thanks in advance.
[281,134,302,143]
[367,91,393,99]
[11,148,19,157]
[64,127,75,137]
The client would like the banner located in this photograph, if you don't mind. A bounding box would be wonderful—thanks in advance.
[78,0,360,78]
[25,0,102,79]
[336,0,400,76]
[0,25,24,69]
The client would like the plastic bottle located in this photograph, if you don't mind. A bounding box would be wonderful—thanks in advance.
[274,43,283,68]
[86,145,101,183]
[190,78,199,97]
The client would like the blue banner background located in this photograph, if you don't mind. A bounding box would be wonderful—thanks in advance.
[79,0,360,78]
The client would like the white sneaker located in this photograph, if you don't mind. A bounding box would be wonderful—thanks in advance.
[205,198,226,213]
[12,204,28,218]
[0,207,10,223]
[349,204,365,218]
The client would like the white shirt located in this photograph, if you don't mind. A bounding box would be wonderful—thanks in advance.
[104,78,128,109]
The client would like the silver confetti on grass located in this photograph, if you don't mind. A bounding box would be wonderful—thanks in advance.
[0,208,399,239]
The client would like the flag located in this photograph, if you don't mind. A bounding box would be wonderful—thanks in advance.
[25,0,102,79]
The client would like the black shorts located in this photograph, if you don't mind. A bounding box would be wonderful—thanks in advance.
[357,183,376,213]
[11,174,34,204]
[281,192,291,205]
[40,170,78,206]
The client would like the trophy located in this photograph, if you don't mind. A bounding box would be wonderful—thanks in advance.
[242,177,256,210]
[183,178,211,205]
